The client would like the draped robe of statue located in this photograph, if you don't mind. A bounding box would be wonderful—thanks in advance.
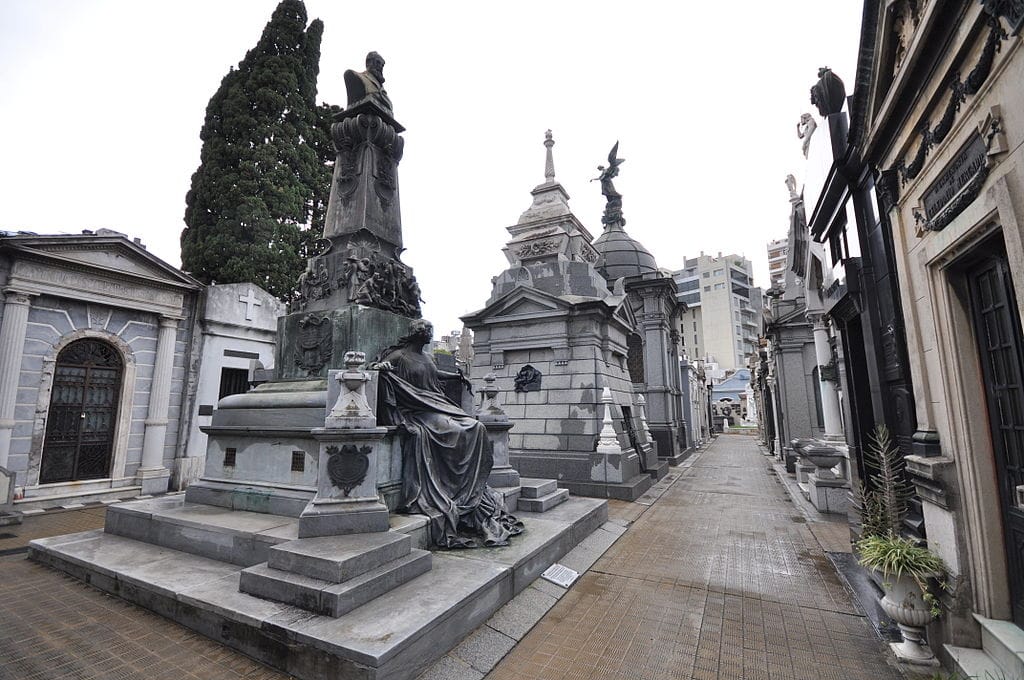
[376,346,523,548]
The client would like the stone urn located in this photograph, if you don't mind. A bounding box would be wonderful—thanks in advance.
[796,441,842,479]
[878,571,939,664]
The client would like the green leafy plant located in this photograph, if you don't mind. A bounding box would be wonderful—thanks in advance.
[853,425,948,618]
[856,533,946,617]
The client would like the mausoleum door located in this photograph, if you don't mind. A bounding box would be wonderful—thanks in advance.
[40,339,124,484]
[967,248,1024,626]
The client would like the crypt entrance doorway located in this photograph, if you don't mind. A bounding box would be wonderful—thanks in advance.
[965,239,1024,626]
[39,339,124,484]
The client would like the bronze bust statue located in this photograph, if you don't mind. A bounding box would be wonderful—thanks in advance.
[344,51,393,114]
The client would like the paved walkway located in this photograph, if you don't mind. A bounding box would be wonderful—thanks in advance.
[487,435,904,680]
[0,436,907,680]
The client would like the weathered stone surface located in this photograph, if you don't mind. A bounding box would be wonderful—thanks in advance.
[267,532,411,582]
[518,478,557,499]
[240,549,431,617]
[516,488,568,513]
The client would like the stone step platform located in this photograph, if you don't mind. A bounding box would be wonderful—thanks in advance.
[493,486,521,514]
[947,614,1024,680]
[29,496,608,680]
[517,488,569,513]
[267,532,412,582]
[646,459,670,480]
[104,496,434,567]
[240,549,432,617]
[518,478,557,499]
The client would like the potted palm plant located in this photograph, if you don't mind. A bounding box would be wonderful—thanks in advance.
[853,425,946,665]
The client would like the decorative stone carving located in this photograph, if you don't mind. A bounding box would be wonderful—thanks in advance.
[516,240,559,258]
[477,373,506,419]
[325,444,371,496]
[596,387,622,453]
[895,18,1007,186]
[797,114,817,158]
[295,314,333,376]
[983,0,1024,34]
[891,0,921,75]
[513,365,542,392]
[810,67,846,117]
[338,242,422,316]
[326,351,376,429]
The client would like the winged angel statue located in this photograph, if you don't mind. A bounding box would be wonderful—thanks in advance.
[592,141,625,200]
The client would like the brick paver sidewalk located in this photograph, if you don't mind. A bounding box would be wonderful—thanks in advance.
[0,436,906,680]
[0,506,293,680]
[487,436,904,680]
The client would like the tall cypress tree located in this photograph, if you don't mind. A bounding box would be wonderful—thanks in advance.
[181,0,333,298]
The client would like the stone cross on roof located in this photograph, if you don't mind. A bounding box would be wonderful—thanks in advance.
[239,288,261,321]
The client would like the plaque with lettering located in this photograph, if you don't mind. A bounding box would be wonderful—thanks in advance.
[922,133,987,220]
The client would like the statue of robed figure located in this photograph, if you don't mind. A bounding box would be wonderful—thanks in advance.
[372,320,524,548]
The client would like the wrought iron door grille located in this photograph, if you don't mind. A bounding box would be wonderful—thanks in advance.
[40,339,123,484]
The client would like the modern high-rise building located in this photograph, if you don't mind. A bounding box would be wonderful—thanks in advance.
[673,252,763,372]
[767,238,788,290]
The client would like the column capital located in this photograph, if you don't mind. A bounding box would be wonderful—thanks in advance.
[806,312,829,331]
[2,289,33,306]
[158,316,181,329]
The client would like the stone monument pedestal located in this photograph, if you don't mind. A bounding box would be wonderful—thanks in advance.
[299,426,391,538]
[808,475,850,514]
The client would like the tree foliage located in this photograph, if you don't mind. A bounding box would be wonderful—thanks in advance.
[181,0,334,298]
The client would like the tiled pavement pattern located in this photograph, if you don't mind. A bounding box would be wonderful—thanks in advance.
[0,438,907,680]
[0,508,294,680]
[487,436,905,680]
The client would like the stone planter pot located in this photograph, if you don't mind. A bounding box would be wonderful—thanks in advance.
[877,570,938,665]
[796,442,842,480]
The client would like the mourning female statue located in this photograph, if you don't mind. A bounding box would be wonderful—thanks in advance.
[372,320,524,548]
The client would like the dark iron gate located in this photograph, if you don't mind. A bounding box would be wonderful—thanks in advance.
[969,250,1024,626]
[39,339,123,484]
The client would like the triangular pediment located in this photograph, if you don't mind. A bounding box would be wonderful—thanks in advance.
[462,286,574,325]
[611,296,637,329]
[3,232,200,289]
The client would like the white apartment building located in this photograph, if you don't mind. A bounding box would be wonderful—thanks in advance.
[673,252,763,371]
[767,238,788,290]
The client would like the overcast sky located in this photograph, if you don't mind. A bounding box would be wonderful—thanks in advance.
[0,1,862,335]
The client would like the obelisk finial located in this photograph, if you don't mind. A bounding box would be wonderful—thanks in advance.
[544,130,555,183]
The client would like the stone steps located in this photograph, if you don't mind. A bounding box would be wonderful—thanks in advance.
[519,478,557,499]
[104,496,436,566]
[240,549,432,617]
[945,615,1024,680]
[518,488,569,513]
[28,495,609,680]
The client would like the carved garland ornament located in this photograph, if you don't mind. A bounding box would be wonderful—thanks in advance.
[895,17,1007,186]
[517,240,559,258]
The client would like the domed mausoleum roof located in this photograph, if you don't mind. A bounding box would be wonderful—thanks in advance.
[592,223,659,281]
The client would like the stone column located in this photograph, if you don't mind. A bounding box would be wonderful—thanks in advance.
[137,316,178,494]
[0,290,32,471]
[810,315,844,442]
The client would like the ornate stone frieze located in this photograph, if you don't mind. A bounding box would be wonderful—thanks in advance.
[516,240,559,258]
[10,260,183,314]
